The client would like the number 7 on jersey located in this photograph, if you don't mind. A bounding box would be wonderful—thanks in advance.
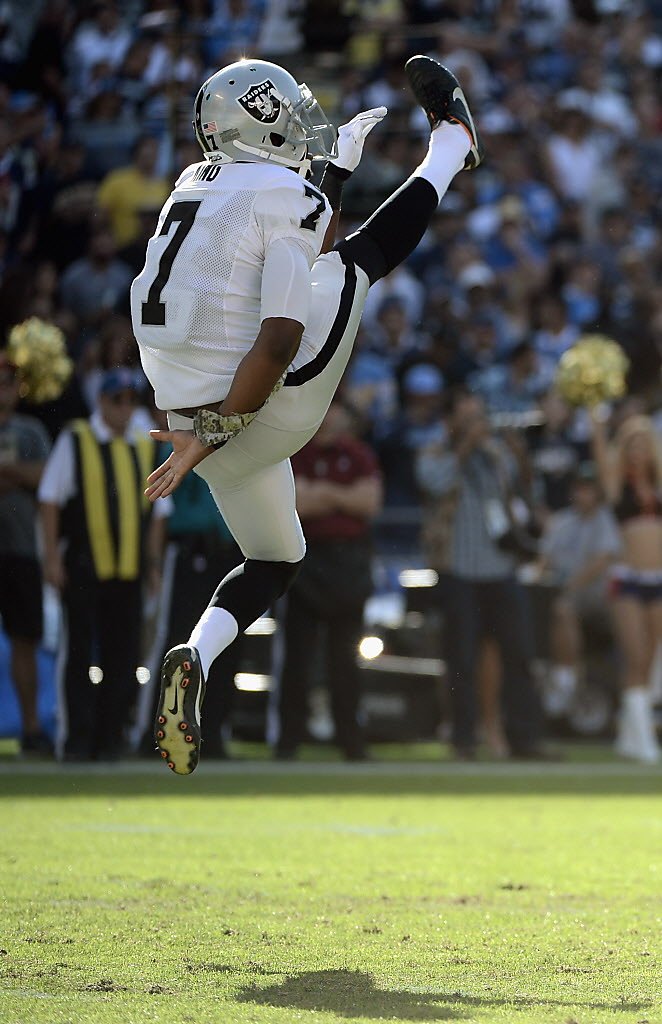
[141,200,202,327]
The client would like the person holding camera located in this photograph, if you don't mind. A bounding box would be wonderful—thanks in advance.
[416,389,546,760]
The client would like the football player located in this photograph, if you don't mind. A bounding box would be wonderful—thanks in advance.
[130,55,483,774]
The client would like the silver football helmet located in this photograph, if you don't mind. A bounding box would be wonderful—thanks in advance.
[192,59,337,174]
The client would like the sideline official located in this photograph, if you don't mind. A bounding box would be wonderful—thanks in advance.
[417,390,546,759]
[38,369,171,760]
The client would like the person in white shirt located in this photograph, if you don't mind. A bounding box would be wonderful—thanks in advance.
[38,369,172,761]
[540,463,621,716]
[130,55,483,775]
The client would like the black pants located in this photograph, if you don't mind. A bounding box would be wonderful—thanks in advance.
[441,575,542,751]
[61,577,142,757]
[276,588,366,757]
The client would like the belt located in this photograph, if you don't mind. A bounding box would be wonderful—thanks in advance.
[171,402,224,418]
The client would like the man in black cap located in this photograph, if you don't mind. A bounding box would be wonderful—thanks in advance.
[38,368,171,760]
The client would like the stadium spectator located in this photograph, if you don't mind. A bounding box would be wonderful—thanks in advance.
[117,202,160,275]
[377,361,445,524]
[481,195,547,289]
[69,3,132,95]
[528,390,588,514]
[487,150,560,242]
[0,350,52,755]
[533,294,580,365]
[38,368,171,761]
[544,102,603,204]
[539,461,621,715]
[585,207,636,288]
[446,314,500,385]
[345,324,399,436]
[72,88,140,177]
[114,37,158,119]
[97,137,169,247]
[33,141,98,272]
[58,227,133,342]
[300,0,355,56]
[561,259,603,330]
[368,296,425,370]
[0,113,39,260]
[362,267,426,331]
[275,401,383,761]
[469,340,553,415]
[78,313,143,411]
[17,2,73,118]
[203,0,267,66]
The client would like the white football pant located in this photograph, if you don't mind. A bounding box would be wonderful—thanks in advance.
[168,250,370,563]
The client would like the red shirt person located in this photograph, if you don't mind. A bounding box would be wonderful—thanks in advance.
[292,402,382,543]
[275,401,383,760]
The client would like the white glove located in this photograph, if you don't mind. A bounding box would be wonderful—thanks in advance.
[331,106,387,173]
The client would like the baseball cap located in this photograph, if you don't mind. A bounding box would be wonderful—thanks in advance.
[99,368,141,396]
[402,363,445,396]
[572,461,599,484]
[458,262,496,290]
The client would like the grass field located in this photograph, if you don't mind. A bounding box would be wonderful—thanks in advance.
[0,752,660,1024]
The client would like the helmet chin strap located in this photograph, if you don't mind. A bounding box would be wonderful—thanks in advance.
[232,139,311,176]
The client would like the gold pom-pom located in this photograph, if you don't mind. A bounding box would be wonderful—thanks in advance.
[6,318,73,405]
[556,334,629,408]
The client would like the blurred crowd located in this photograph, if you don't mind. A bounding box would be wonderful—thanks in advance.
[2,0,662,761]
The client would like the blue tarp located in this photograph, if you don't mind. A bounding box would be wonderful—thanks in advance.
[0,630,57,738]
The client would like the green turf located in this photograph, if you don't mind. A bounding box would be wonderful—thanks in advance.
[0,760,660,1024]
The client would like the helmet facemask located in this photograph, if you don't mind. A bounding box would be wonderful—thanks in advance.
[286,85,337,161]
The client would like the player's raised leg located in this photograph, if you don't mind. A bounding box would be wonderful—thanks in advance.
[336,55,483,287]
[278,55,484,428]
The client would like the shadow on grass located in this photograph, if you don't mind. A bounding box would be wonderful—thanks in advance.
[237,968,467,1020]
[236,968,652,1021]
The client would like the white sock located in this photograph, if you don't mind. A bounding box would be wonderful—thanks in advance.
[619,686,660,762]
[188,607,239,680]
[622,686,653,720]
[413,121,471,203]
[551,666,577,692]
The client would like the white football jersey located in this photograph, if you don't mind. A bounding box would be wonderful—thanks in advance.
[130,161,331,410]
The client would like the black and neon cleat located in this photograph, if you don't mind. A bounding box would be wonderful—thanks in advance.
[154,645,206,776]
[405,54,484,169]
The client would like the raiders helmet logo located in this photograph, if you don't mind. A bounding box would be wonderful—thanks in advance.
[237,79,281,124]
